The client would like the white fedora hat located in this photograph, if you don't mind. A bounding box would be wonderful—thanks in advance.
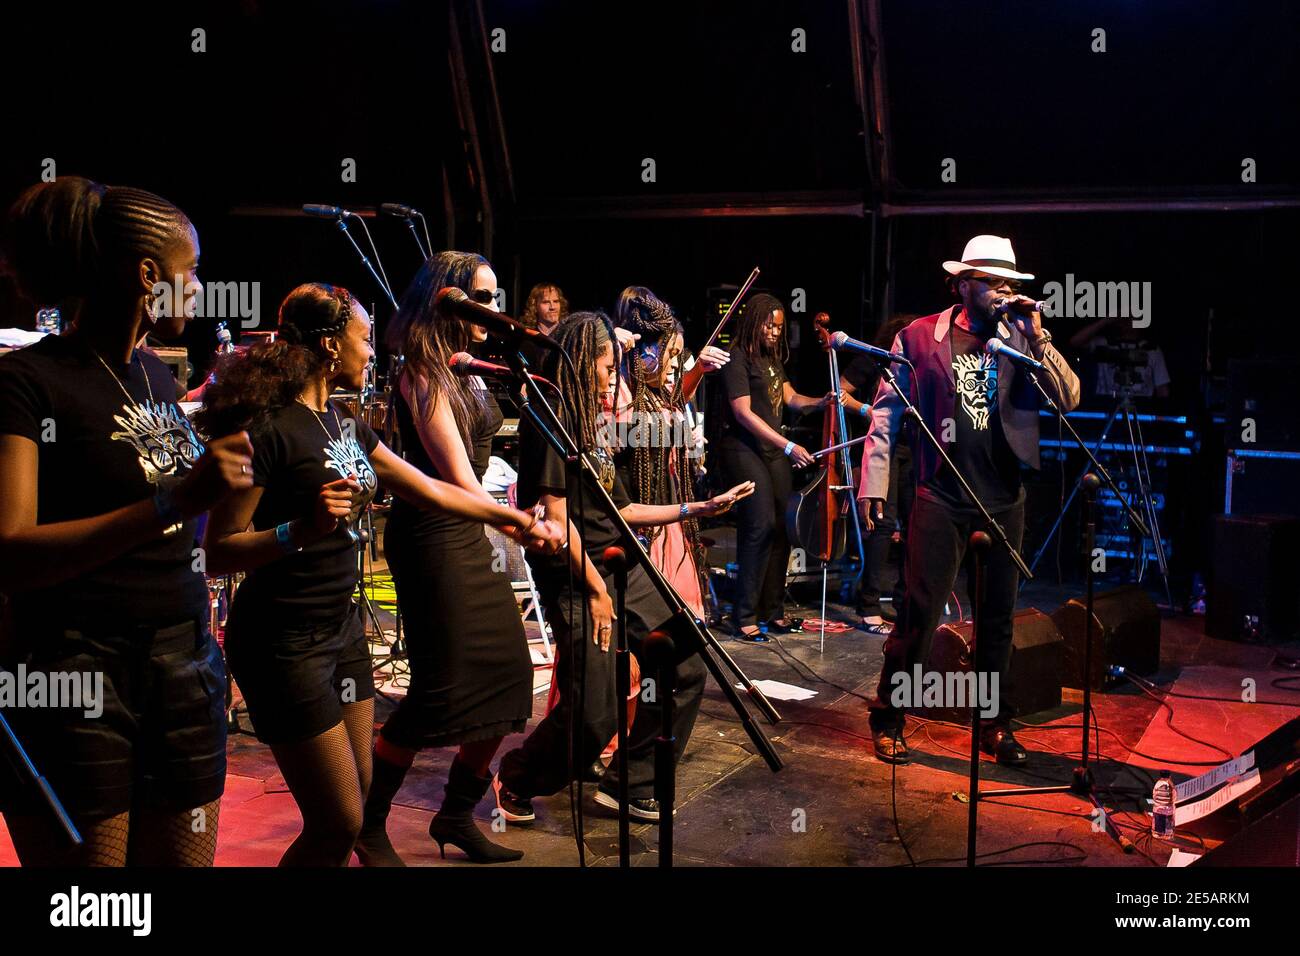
[942,235,1035,282]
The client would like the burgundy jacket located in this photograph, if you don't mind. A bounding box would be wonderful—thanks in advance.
[857,306,1081,502]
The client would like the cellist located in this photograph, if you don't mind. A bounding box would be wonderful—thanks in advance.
[718,293,836,642]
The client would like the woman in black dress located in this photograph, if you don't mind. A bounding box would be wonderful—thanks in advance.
[355,251,542,865]
[199,283,560,866]
[0,176,254,866]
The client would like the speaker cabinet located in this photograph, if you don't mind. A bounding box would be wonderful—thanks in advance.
[1051,584,1160,690]
[1207,514,1300,643]
[920,608,1064,723]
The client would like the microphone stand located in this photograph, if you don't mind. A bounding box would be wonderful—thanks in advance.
[329,215,400,311]
[871,359,1032,580]
[603,547,633,867]
[0,710,81,848]
[502,342,785,774]
[976,474,1142,851]
[963,530,991,867]
[1025,370,1151,540]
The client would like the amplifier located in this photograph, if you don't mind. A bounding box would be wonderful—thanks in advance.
[919,608,1064,723]
[1224,449,1300,517]
[1051,584,1160,690]
[1207,514,1300,643]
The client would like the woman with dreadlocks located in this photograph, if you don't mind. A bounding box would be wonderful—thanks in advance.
[495,311,750,822]
[0,176,253,866]
[198,282,561,867]
[611,286,747,621]
[719,293,837,642]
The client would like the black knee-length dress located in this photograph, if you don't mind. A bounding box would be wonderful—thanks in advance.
[380,384,532,748]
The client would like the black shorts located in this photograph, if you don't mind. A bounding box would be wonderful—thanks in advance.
[0,618,227,820]
[224,601,375,746]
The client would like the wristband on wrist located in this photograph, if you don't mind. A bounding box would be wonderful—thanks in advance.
[275,521,304,553]
[783,440,795,457]
[679,502,690,521]
[858,403,870,418]
[152,486,184,535]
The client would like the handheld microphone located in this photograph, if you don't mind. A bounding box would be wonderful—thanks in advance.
[829,330,909,365]
[991,297,1050,317]
[379,203,418,219]
[436,287,560,350]
[985,337,1044,370]
[301,203,352,218]
[449,352,557,390]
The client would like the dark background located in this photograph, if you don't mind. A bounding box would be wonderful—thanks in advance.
[1,0,1298,593]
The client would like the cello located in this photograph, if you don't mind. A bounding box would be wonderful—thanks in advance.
[785,312,865,643]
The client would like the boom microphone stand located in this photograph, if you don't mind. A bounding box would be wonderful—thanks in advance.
[976,473,1142,851]
[869,358,1032,580]
[0,711,81,847]
[502,341,785,774]
[964,531,991,867]
[602,546,633,868]
[1024,375,1153,588]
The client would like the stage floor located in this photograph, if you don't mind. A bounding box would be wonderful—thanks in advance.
[3,572,1296,868]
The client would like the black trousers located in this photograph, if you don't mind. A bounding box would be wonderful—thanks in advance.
[498,565,706,800]
[719,438,792,628]
[869,487,1025,731]
[857,443,913,616]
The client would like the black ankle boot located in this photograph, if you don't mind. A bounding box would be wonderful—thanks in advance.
[355,752,410,867]
[427,760,524,864]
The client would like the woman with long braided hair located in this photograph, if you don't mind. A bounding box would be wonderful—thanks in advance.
[0,176,254,866]
[198,283,561,866]
[611,286,747,622]
[718,293,836,641]
[495,311,749,823]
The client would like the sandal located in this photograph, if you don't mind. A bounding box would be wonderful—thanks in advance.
[767,618,805,634]
[730,623,769,643]
[860,619,892,636]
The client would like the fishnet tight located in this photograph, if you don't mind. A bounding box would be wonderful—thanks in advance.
[4,798,222,867]
[271,699,374,867]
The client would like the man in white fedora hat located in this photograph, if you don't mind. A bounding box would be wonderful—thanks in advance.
[857,235,1080,765]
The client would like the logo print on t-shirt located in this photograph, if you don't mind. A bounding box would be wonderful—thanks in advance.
[764,362,783,416]
[953,353,998,431]
[321,432,378,521]
[110,400,205,483]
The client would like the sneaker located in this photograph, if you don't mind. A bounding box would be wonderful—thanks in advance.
[492,773,535,824]
[594,788,675,822]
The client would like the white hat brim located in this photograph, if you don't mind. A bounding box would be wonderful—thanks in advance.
[943,261,1035,282]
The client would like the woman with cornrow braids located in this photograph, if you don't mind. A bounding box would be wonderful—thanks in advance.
[197,283,562,867]
[0,176,254,866]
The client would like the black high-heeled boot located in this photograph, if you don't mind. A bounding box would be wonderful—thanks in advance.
[427,760,524,864]
[355,751,410,867]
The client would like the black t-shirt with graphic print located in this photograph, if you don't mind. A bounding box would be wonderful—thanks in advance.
[231,399,380,623]
[924,323,1021,511]
[515,408,632,586]
[0,334,208,632]
[721,345,787,458]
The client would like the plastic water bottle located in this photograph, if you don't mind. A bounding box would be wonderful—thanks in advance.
[1152,770,1176,841]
